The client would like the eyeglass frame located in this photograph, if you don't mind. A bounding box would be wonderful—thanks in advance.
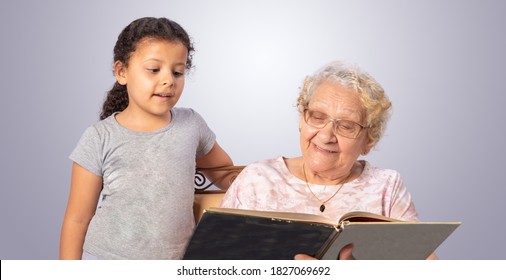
[302,108,368,139]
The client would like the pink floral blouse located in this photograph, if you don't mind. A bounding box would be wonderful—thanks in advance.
[221,156,419,222]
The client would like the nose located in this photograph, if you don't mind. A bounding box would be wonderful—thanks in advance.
[318,121,337,142]
[162,72,175,87]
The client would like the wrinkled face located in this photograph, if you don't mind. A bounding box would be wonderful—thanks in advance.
[115,38,188,118]
[299,81,372,178]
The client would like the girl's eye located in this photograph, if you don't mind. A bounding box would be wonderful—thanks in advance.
[147,68,160,73]
[174,71,184,77]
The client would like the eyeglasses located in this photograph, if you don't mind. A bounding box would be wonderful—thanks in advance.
[303,109,367,139]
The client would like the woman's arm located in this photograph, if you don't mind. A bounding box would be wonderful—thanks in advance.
[59,162,102,259]
[196,142,234,189]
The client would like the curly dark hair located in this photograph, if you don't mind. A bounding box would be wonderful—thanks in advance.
[100,17,195,120]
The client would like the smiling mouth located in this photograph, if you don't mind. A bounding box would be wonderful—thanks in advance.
[314,144,338,154]
[153,93,173,98]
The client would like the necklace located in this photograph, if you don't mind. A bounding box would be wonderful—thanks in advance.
[302,163,351,212]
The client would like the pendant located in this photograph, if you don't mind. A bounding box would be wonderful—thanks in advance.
[320,204,325,212]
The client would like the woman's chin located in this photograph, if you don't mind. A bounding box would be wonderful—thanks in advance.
[306,160,339,173]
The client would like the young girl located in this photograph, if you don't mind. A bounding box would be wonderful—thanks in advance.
[60,17,232,259]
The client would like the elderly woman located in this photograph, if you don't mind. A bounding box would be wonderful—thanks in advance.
[220,60,436,260]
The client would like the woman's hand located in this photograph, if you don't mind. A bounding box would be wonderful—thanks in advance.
[294,244,354,260]
[295,245,437,260]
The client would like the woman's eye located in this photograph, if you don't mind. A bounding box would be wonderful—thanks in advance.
[309,117,326,125]
[340,125,353,131]
[338,122,356,131]
[313,114,327,121]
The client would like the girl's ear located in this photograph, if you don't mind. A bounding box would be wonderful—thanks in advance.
[114,61,127,85]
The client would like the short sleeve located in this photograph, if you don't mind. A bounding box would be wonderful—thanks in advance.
[387,174,419,221]
[193,110,216,158]
[69,126,103,176]
[220,164,263,209]
[220,174,245,209]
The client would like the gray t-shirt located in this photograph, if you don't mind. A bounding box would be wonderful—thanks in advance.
[69,107,216,259]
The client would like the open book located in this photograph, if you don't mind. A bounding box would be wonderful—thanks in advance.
[183,207,460,260]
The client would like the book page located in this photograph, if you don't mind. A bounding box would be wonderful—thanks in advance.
[339,211,400,223]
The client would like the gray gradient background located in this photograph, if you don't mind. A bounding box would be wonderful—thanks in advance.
[1,0,505,259]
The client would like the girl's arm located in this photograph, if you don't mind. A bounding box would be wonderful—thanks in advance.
[196,142,233,189]
[60,162,102,259]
